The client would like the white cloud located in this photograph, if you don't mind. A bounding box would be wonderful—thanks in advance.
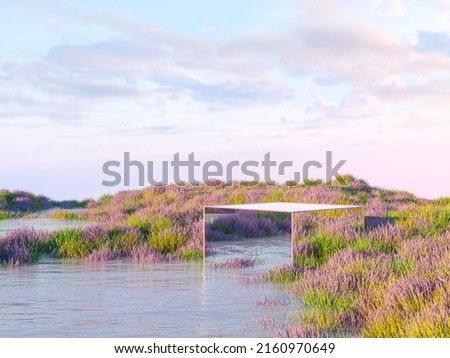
[2,3,450,131]
[311,90,387,121]
[361,0,404,16]
[436,12,449,23]
[400,110,450,131]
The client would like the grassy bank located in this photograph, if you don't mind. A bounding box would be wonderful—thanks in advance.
[1,176,449,337]
[0,189,89,219]
[268,190,450,338]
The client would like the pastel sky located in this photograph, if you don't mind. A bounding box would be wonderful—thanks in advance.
[1,0,449,200]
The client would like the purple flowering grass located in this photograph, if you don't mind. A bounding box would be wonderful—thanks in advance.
[211,258,256,269]
[87,247,124,261]
[254,295,290,307]
[0,228,49,266]
[1,176,449,337]
[130,244,174,263]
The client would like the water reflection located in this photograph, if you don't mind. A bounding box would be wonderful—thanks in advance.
[0,217,88,237]
[1,231,298,337]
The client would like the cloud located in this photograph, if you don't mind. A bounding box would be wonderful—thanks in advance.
[384,0,404,16]
[116,125,189,135]
[0,111,43,120]
[56,80,143,99]
[400,110,450,130]
[371,78,450,106]
[312,74,343,87]
[100,123,227,137]
[429,0,450,7]
[311,90,387,121]
[0,23,296,123]
[150,73,293,104]
[414,31,450,56]
[366,0,404,17]
[232,22,450,86]
[0,91,42,107]
[1,1,450,129]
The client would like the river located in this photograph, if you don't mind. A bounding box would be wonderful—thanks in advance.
[0,219,299,337]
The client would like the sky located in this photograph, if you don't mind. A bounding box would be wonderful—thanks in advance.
[1,0,449,200]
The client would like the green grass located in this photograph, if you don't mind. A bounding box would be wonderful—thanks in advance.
[148,228,188,254]
[262,190,284,203]
[49,211,82,220]
[362,309,450,338]
[375,190,387,203]
[428,206,450,235]
[0,210,10,220]
[23,237,47,262]
[350,237,373,252]
[263,265,302,283]
[294,231,400,269]
[149,216,176,235]
[300,310,345,331]
[47,227,143,258]
[179,249,203,261]
[295,234,346,268]
[303,288,355,312]
[229,193,246,204]
[48,229,86,258]
[127,216,151,235]
[389,258,415,276]
[356,192,368,204]
[350,237,398,254]
[107,229,142,254]
[362,314,406,337]
[97,194,113,206]
[390,204,450,236]
[437,197,450,206]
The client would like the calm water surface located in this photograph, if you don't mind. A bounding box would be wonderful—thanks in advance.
[0,219,300,337]
[0,217,89,236]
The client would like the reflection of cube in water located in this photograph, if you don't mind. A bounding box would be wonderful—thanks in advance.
[207,236,292,269]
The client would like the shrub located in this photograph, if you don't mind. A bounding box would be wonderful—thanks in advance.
[294,234,346,268]
[148,227,188,254]
[49,229,86,258]
[49,210,82,220]
[0,228,48,266]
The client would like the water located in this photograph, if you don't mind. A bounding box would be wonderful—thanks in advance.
[0,217,89,237]
[0,220,300,338]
